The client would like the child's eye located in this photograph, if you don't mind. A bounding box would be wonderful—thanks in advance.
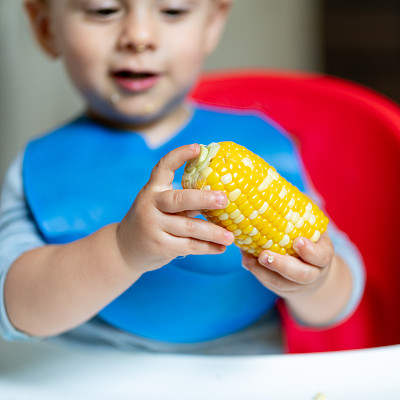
[161,8,189,19]
[87,7,121,19]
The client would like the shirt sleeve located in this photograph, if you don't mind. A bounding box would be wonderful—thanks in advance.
[324,221,365,326]
[0,152,45,341]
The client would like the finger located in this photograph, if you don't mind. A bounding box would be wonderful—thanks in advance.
[169,235,228,256]
[163,215,234,246]
[177,210,201,218]
[292,233,334,268]
[256,250,321,285]
[241,251,299,293]
[149,144,200,189]
[155,189,228,213]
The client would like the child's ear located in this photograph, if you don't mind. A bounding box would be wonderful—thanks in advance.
[203,0,232,55]
[24,0,60,58]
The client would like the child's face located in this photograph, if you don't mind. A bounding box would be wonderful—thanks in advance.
[26,0,230,130]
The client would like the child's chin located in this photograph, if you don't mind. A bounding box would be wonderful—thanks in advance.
[117,109,163,125]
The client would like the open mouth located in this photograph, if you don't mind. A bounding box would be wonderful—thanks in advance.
[112,70,158,79]
[111,70,160,92]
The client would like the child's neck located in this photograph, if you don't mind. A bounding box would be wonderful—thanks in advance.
[138,104,193,148]
[87,104,193,149]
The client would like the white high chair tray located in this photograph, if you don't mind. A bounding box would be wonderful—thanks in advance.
[0,339,399,399]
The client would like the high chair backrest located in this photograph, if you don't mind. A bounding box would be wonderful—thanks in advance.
[190,70,400,353]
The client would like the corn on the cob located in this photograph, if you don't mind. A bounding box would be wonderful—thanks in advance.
[182,141,329,256]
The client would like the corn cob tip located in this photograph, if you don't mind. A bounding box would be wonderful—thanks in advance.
[182,142,220,189]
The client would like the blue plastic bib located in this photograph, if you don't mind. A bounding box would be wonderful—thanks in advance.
[23,107,305,343]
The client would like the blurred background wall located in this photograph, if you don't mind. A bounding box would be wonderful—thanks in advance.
[0,0,322,182]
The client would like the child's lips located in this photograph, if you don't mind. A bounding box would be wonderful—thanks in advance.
[111,70,161,92]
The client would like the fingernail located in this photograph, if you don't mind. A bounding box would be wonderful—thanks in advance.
[293,237,305,252]
[224,231,234,244]
[215,192,226,207]
[260,252,275,266]
[218,245,226,253]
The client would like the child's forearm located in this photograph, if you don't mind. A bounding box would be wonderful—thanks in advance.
[4,223,142,337]
[285,255,353,326]
[3,144,234,338]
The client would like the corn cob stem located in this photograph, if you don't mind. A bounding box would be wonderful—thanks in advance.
[182,142,329,257]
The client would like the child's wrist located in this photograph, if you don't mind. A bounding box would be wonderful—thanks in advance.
[99,223,144,280]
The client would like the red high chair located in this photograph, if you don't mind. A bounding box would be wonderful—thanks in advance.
[190,69,400,353]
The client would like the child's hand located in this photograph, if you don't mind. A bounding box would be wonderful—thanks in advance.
[241,233,334,300]
[116,144,235,274]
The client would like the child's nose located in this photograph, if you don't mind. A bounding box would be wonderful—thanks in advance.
[117,11,158,53]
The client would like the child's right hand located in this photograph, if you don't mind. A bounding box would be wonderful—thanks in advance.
[116,144,235,274]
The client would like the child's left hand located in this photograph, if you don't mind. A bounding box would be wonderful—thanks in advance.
[241,233,334,300]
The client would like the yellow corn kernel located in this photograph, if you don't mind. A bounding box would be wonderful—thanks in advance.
[210,209,225,217]
[182,142,329,256]
[225,202,237,214]
[211,182,224,191]
[226,223,239,232]
[257,236,268,247]
[238,218,251,230]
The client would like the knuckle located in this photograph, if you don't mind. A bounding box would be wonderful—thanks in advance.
[135,185,151,205]
[139,203,156,224]
[201,190,213,207]
[187,238,201,253]
[268,274,285,291]
[150,160,163,179]
[185,218,198,234]
[155,196,166,211]
[212,225,225,242]
[148,235,164,255]
[270,257,284,274]
[156,156,167,170]
[297,266,313,283]
[171,190,184,208]
[186,190,215,211]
